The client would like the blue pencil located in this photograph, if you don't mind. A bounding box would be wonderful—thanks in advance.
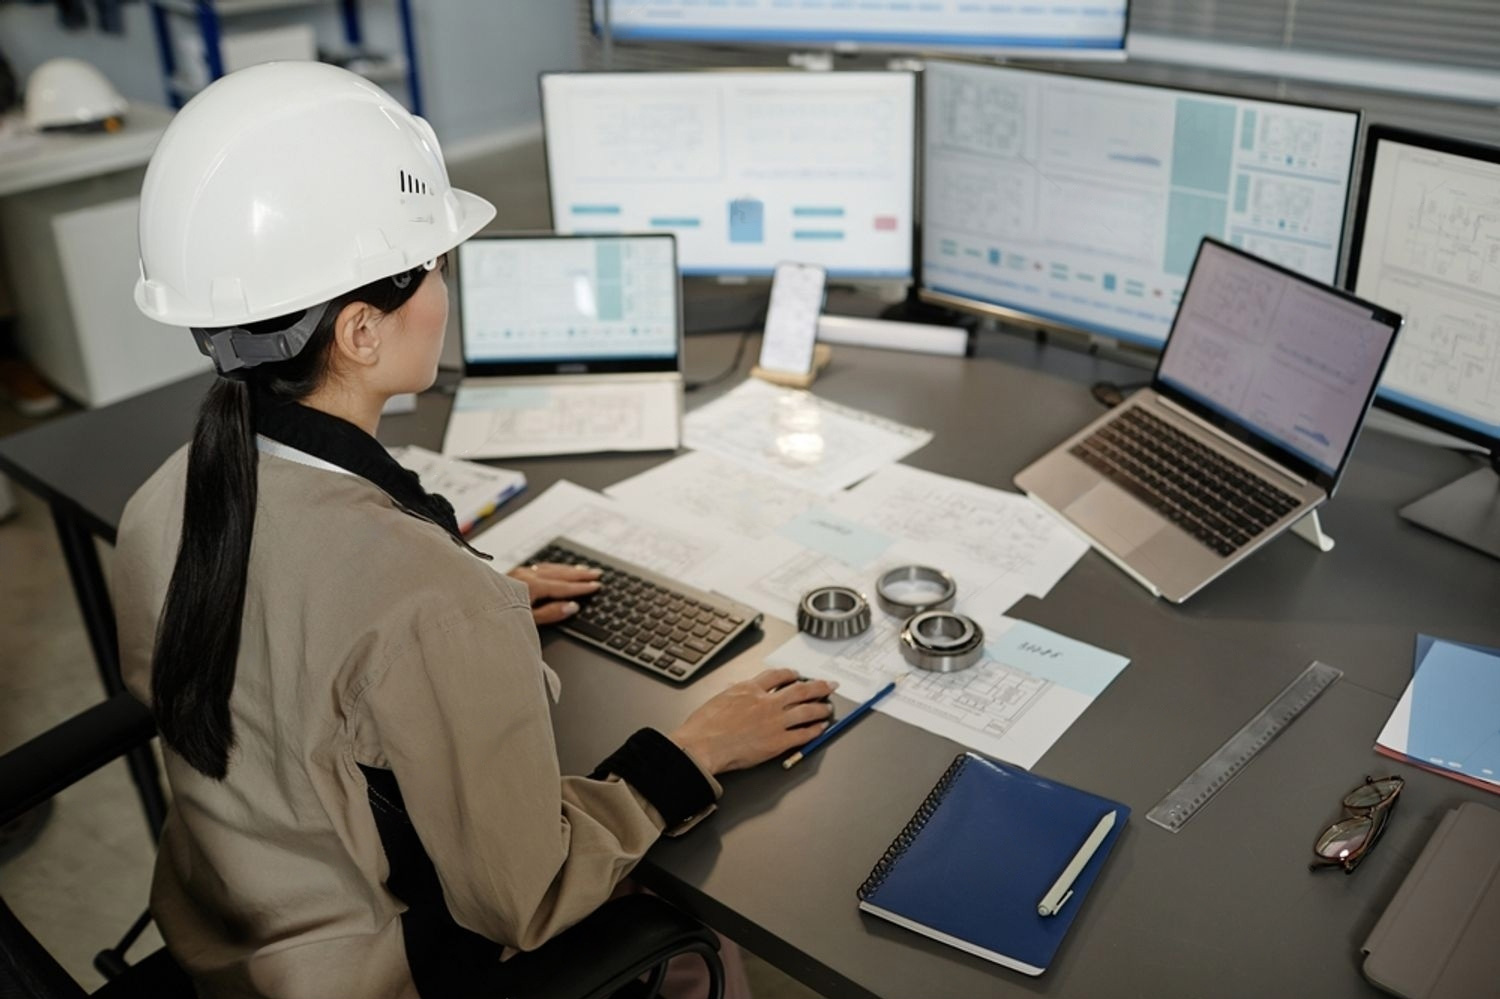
[782,676,903,770]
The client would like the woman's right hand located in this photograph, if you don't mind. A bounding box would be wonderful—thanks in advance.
[668,668,838,775]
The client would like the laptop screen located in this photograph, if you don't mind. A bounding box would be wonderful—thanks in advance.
[457,234,681,377]
[1156,238,1402,489]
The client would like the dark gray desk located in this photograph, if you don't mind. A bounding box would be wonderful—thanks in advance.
[2,333,1497,999]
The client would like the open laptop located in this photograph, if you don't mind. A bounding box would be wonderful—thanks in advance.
[442,233,684,459]
[1016,237,1403,603]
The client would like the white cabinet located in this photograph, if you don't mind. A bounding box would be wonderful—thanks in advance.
[0,175,209,407]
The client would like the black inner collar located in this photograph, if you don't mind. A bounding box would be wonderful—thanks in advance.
[251,388,460,536]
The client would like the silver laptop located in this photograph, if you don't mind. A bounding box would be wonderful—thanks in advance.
[1016,237,1403,603]
[442,233,684,460]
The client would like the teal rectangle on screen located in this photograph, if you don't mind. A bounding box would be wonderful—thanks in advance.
[1164,192,1227,276]
[990,621,1129,698]
[776,509,892,567]
[1171,98,1236,195]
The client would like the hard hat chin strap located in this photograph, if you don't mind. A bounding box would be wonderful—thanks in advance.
[191,300,333,375]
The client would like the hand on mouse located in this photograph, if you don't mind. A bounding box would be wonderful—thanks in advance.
[669,668,838,774]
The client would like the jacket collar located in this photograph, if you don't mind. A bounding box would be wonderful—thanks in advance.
[251,389,461,536]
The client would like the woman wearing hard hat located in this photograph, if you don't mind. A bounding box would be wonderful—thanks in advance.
[114,62,832,999]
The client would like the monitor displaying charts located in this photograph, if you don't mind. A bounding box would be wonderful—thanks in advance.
[1347,126,1500,448]
[457,234,679,372]
[919,61,1360,349]
[593,0,1129,57]
[542,70,916,279]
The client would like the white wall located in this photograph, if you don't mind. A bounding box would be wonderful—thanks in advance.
[0,1,580,149]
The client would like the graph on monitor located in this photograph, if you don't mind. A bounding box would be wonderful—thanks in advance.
[593,0,1128,56]
[919,62,1359,349]
[542,71,915,279]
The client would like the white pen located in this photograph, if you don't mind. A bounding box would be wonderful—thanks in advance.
[1037,810,1117,917]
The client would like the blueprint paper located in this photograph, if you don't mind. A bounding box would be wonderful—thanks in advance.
[683,379,932,495]
[468,480,727,588]
[443,381,680,459]
[604,450,823,541]
[768,616,1129,768]
[832,464,1089,598]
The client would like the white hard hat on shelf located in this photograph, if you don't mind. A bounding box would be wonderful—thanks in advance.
[25,57,128,132]
[134,61,495,329]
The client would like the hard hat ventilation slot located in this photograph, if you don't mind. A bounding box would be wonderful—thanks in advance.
[399,169,430,195]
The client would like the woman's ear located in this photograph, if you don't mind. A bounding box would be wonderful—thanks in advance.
[332,300,382,370]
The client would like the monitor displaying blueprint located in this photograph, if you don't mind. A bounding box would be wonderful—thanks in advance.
[542,70,916,279]
[919,61,1360,349]
[1348,127,1500,447]
[593,0,1128,57]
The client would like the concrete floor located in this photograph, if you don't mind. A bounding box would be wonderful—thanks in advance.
[0,139,821,998]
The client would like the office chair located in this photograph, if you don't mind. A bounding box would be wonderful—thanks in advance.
[0,693,724,999]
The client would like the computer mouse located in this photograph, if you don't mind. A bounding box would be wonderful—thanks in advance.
[775,675,836,729]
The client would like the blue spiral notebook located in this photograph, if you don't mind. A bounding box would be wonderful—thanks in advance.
[857,753,1129,975]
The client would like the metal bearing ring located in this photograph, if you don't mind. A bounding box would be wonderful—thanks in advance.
[797,586,872,640]
[899,610,985,673]
[875,565,957,618]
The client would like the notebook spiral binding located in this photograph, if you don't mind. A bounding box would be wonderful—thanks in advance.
[857,753,972,900]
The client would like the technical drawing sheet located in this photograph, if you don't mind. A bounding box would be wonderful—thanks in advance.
[768,615,1129,768]
[604,450,824,541]
[682,379,932,495]
[443,381,680,460]
[831,464,1089,599]
[467,480,730,588]
[697,526,1032,628]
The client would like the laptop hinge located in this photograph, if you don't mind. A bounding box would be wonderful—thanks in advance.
[1156,395,1310,489]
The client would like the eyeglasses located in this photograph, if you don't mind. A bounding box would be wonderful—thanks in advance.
[1309,775,1404,874]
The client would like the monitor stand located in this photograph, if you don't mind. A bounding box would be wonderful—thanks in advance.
[683,280,769,336]
[1399,456,1500,561]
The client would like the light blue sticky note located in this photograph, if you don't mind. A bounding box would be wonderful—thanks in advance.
[452,386,550,412]
[1408,637,1500,781]
[728,197,764,244]
[989,621,1129,698]
[776,509,892,568]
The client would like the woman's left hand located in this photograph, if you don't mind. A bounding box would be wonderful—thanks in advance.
[508,562,602,626]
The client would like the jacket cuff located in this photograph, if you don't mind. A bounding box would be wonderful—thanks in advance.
[590,728,719,830]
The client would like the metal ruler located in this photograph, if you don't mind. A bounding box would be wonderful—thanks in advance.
[1147,660,1343,833]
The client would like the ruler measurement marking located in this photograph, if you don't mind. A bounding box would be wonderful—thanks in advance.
[1147,661,1342,833]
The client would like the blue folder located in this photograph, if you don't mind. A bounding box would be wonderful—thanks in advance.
[857,753,1129,975]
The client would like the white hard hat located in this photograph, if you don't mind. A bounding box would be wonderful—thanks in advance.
[135,61,496,328]
[25,57,128,131]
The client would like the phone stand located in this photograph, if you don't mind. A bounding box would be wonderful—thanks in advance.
[751,344,832,389]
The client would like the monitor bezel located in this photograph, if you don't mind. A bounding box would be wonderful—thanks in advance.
[587,0,1131,59]
[456,232,683,379]
[1345,124,1500,451]
[915,59,1363,353]
[538,67,919,282]
[1154,236,1404,494]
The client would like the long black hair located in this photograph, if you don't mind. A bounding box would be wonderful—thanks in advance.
[152,266,430,779]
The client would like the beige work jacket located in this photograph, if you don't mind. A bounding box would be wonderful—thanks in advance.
[111,444,720,999]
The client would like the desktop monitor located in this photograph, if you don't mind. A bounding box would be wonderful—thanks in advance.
[1346,126,1500,559]
[592,0,1129,58]
[541,70,916,281]
[918,61,1360,351]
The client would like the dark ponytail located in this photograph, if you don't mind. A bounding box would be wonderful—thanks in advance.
[152,264,432,779]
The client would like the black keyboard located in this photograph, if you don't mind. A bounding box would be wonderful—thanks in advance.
[529,537,763,684]
[1069,406,1302,557]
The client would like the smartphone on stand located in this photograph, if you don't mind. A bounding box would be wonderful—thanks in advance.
[758,261,826,376]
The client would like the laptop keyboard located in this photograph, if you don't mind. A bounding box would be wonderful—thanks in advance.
[1069,407,1301,557]
[529,537,762,684]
